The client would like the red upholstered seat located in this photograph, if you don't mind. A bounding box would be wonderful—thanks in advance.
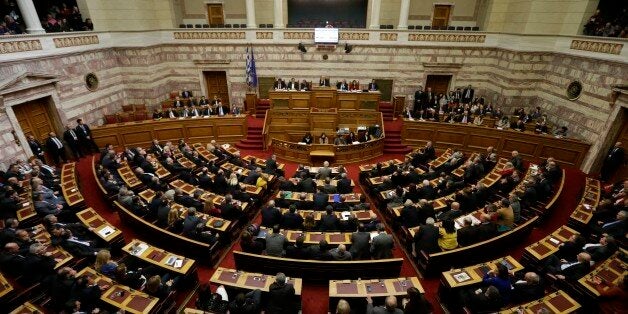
[121,104,134,112]
[104,114,118,124]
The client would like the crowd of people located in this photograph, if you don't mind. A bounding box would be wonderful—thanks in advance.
[153,90,243,119]
[583,8,628,38]
[0,1,93,35]
[273,77,380,91]
[299,124,383,146]
[405,86,569,138]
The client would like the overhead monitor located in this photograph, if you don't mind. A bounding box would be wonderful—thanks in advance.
[314,28,339,44]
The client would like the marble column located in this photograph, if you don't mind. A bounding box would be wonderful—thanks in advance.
[273,0,284,28]
[245,0,256,28]
[397,0,411,29]
[16,0,45,34]
[369,0,381,29]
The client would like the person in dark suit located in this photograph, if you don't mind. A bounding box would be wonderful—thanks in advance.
[265,154,280,176]
[266,273,297,314]
[319,206,339,231]
[51,227,100,257]
[63,125,82,159]
[213,170,228,195]
[299,174,316,193]
[261,200,281,227]
[287,78,299,90]
[370,224,393,259]
[299,79,309,91]
[313,188,328,210]
[552,252,592,281]
[511,272,544,303]
[172,97,184,108]
[584,235,618,263]
[75,119,99,154]
[350,223,371,260]
[413,217,440,255]
[510,150,524,172]
[273,78,287,90]
[27,134,46,161]
[182,207,205,236]
[462,85,474,104]
[219,195,242,221]
[285,236,309,259]
[601,142,625,181]
[280,205,303,230]
[337,79,349,91]
[399,200,420,228]
[336,173,353,194]
[368,79,378,91]
[456,217,479,247]
[181,88,192,98]
[319,76,330,87]
[475,213,498,242]
[45,132,67,165]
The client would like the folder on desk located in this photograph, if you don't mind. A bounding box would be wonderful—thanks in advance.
[98,226,115,238]
[165,256,177,266]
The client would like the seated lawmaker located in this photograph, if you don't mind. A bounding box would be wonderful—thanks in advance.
[368,79,378,91]
[301,132,313,145]
[337,79,349,91]
[319,132,329,144]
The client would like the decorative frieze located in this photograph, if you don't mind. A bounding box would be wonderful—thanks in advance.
[283,32,314,40]
[408,33,485,43]
[570,40,623,55]
[53,35,99,48]
[256,32,273,40]
[0,40,42,54]
[173,31,246,40]
[379,33,398,41]
[340,32,370,40]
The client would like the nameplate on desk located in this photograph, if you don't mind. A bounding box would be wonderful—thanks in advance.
[549,237,560,245]
[71,188,77,193]
[22,202,30,207]
[98,226,115,238]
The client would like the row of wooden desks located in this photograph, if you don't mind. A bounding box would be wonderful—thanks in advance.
[275,191,362,203]
[259,227,358,246]
[279,208,375,222]
[329,277,423,297]
[15,180,36,223]
[118,161,142,189]
[568,177,601,228]
[428,148,453,169]
[31,224,74,269]
[359,158,403,173]
[0,272,13,299]
[441,256,524,289]
[499,290,581,313]
[211,267,303,295]
[523,225,579,263]
[578,250,627,297]
[61,162,86,208]
[167,180,249,212]
[242,155,286,171]
[123,239,197,276]
[77,207,124,243]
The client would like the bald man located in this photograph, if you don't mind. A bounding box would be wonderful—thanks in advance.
[366,295,403,314]
[330,244,352,261]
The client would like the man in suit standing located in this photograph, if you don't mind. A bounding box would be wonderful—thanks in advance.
[63,125,83,160]
[75,119,99,154]
[261,200,281,227]
[370,223,393,259]
[414,87,424,113]
[27,134,46,161]
[350,223,371,260]
[317,161,332,180]
[46,132,67,165]
[601,142,625,181]
[368,79,378,91]
[462,84,474,104]
[181,87,192,98]
[319,76,330,87]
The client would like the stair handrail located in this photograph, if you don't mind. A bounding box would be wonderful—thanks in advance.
[261,108,270,150]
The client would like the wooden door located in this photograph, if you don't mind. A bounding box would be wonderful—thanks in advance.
[432,5,452,28]
[207,4,224,26]
[14,98,57,142]
[204,71,230,105]
[610,109,628,181]
[425,75,452,95]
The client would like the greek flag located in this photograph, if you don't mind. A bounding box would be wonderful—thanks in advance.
[245,46,258,87]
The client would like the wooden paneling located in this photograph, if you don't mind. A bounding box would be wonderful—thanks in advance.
[425,75,451,95]
[402,120,591,169]
[91,116,247,149]
[271,138,384,165]
[269,90,380,110]
[204,71,229,105]
[206,4,224,25]
[13,97,57,142]
[432,5,452,27]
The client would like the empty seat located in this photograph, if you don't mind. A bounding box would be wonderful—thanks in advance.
[447,26,455,30]
[119,113,134,123]
[217,24,224,28]
[186,24,192,28]
[472,26,479,31]
[379,24,386,29]
[266,24,273,28]
[424,25,431,30]
[134,111,147,121]
[203,24,209,28]
[133,104,146,112]
[408,25,415,29]
[104,114,118,124]
[386,25,394,29]
[240,24,247,28]
[224,24,232,28]
[210,24,218,28]
[179,24,186,28]
[121,104,134,112]
[233,24,240,28]
[194,24,202,28]
[456,26,463,30]
[416,25,423,30]
[464,26,471,31]
[259,24,266,28]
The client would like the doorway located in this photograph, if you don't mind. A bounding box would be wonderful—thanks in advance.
[425,74,452,96]
[432,4,452,28]
[13,97,60,163]
[203,71,230,105]
[608,108,628,181]
[207,4,225,26]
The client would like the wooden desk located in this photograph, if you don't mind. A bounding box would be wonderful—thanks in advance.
[260,227,354,246]
[441,256,523,289]
[451,153,479,178]
[578,250,628,296]
[274,191,362,204]
[78,267,159,314]
[123,239,196,276]
[329,277,423,298]
[9,302,44,314]
[242,155,285,171]
[428,148,453,169]
[279,208,374,222]
[210,267,303,295]
[569,177,601,228]
[91,115,248,149]
[269,90,380,110]
[359,159,403,173]
[61,162,85,207]
[271,138,385,165]
[0,272,13,299]
[32,224,73,268]
[402,119,591,169]
[523,226,579,262]
[118,162,142,189]
[76,208,123,243]
[499,290,580,313]
[191,143,219,163]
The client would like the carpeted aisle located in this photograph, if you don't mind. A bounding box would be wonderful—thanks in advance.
[74,132,587,314]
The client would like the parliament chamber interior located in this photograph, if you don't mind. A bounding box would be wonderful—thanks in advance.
[0,0,627,313]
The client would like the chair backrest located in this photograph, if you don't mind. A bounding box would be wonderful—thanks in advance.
[134,111,147,121]
[203,24,209,28]
[133,104,146,112]
[472,26,479,31]
[186,24,192,28]
[447,26,455,30]
[233,24,240,28]
[240,24,247,28]
[386,25,393,29]
[456,26,463,30]
[266,24,273,28]
[379,24,386,29]
[119,113,134,122]
[424,25,431,30]
[416,25,423,30]
[104,114,118,124]
[408,25,415,29]
[195,24,202,28]
[169,91,179,99]
[259,24,266,28]
[224,24,232,28]
[179,24,185,28]
[121,104,134,112]
[464,26,471,30]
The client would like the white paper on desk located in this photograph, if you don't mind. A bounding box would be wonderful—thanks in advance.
[165,256,177,266]
[583,204,591,210]
[22,202,29,207]
[71,188,77,193]
[454,272,471,282]
[174,259,183,268]
[341,211,350,221]
[549,237,560,245]
[131,243,149,256]
[352,141,360,145]
[98,226,115,238]
[370,231,379,242]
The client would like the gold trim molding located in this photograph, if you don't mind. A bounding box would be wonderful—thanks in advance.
[53,35,99,48]
[570,40,623,55]
[283,32,314,40]
[408,33,485,43]
[174,31,246,40]
[256,32,273,39]
[340,32,369,40]
[0,40,42,54]
[380,33,398,41]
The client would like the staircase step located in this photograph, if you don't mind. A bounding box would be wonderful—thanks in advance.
[235,143,263,149]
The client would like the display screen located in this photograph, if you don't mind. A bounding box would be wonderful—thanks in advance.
[314,28,339,44]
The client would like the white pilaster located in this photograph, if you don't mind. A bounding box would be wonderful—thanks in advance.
[245,0,256,28]
[16,0,45,34]
[273,0,284,28]
[369,0,381,29]
[398,0,410,29]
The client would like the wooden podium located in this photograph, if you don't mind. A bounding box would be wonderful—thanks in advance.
[268,89,380,110]
[245,92,257,115]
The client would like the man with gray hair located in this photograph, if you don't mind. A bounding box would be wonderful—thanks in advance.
[413,217,440,256]
[336,172,353,194]
[366,295,403,314]
[330,244,352,261]
[317,161,332,180]
[512,271,544,303]
[267,272,297,314]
